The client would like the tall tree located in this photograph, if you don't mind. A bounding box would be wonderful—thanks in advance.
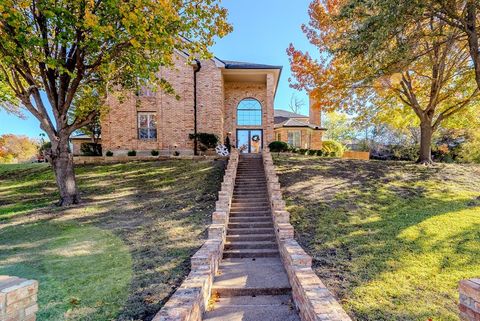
[0,0,231,205]
[288,0,479,163]
[337,0,480,91]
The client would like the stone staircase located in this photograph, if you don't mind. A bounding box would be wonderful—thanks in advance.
[204,154,300,321]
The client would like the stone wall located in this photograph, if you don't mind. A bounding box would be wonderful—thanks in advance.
[73,155,226,165]
[0,276,38,321]
[152,150,239,321]
[459,279,480,321]
[262,149,352,321]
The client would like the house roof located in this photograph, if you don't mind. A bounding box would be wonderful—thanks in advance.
[274,109,308,118]
[220,60,283,70]
[275,118,326,130]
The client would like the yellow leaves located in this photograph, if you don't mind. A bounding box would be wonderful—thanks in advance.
[130,38,140,48]
[84,10,98,29]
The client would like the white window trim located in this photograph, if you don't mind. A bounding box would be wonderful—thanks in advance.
[138,112,157,140]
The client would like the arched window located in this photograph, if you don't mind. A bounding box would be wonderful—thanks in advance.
[237,98,262,126]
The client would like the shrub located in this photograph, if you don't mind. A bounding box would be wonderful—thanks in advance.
[316,150,324,156]
[307,149,316,156]
[80,143,102,156]
[151,150,159,156]
[127,150,136,157]
[268,141,289,152]
[299,149,308,155]
[188,133,219,151]
[106,151,114,157]
[390,144,418,161]
[321,140,345,157]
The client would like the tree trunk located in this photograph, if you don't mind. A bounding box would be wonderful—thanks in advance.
[465,1,480,90]
[418,121,434,164]
[50,137,80,206]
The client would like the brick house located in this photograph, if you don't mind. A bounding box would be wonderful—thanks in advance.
[89,52,282,156]
[274,96,326,150]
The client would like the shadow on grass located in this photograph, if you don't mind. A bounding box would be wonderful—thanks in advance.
[0,159,225,321]
[274,155,480,321]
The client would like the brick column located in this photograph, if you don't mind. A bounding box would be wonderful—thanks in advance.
[0,276,38,321]
[460,279,480,321]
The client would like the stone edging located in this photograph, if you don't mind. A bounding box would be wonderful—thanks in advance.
[0,275,38,321]
[74,155,227,165]
[152,150,239,321]
[459,278,480,321]
[262,149,352,321]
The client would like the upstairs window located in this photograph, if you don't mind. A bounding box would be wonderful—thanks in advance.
[237,98,262,126]
[138,112,157,140]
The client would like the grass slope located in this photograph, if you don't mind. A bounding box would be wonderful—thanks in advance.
[274,155,480,321]
[0,160,224,321]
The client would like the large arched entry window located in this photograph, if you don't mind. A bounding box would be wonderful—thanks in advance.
[237,98,262,126]
[236,98,263,153]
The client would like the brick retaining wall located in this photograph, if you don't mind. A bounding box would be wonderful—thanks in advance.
[152,150,239,321]
[73,155,227,165]
[460,279,480,321]
[262,148,352,321]
[0,276,38,321]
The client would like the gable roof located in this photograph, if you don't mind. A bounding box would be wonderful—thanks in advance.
[274,109,308,118]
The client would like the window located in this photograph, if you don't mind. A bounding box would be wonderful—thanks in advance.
[288,131,301,147]
[237,98,262,126]
[138,112,157,140]
[276,133,282,141]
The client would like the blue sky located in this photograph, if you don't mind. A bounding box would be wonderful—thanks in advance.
[0,0,316,138]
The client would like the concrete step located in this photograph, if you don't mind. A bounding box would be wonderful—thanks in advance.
[204,295,300,321]
[230,204,269,208]
[231,199,268,204]
[229,208,270,212]
[226,234,276,242]
[232,197,268,201]
[229,212,271,217]
[223,248,279,258]
[225,241,277,250]
[212,258,291,296]
[228,222,273,229]
[229,216,272,223]
[227,228,274,235]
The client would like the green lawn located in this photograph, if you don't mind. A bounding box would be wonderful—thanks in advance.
[274,155,480,321]
[0,160,224,321]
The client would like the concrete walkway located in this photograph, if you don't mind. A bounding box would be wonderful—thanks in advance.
[204,154,300,321]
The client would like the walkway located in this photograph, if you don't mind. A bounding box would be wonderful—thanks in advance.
[204,154,300,321]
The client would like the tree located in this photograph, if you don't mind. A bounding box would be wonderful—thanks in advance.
[288,93,305,114]
[0,0,231,205]
[288,1,479,163]
[0,134,39,163]
[322,111,358,143]
[337,0,480,91]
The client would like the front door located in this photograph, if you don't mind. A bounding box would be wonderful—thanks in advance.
[237,130,263,154]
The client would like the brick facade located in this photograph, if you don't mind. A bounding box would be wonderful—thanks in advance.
[101,55,280,156]
[275,127,324,150]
